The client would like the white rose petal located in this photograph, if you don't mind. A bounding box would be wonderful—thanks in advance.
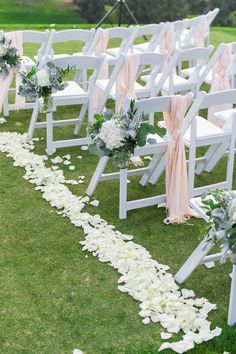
[51,156,63,164]
[90,200,100,207]
[0,117,6,124]
[142,317,150,325]
[81,146,88,151]
[69,165,75,171]
[160,332,173,340]
[73,349,84,354]
[63,160,71,165]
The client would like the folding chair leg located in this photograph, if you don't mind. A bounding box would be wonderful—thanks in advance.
[3,95,9,117]
[139,153,162,186]
[195,144,218,175]
[149,154,167,185]
[204,141,229,173]
[28,100,40,139]
[46,111,54,155]
[175,237,214,284]
[228,265,236,326]
[86,156,109,196]
[74,104,88,136]
[119,168,128,219]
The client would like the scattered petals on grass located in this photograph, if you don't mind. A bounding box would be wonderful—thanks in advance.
[69,165,75,171]
[0,131,222,353]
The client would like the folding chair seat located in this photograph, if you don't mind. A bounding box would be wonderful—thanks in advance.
[28,55,104,155]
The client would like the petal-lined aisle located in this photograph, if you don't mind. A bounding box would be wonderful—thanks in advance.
[0,131,222,353]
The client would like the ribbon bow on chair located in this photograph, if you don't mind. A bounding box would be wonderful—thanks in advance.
[164,95,198,224]
[116,54,140,111]
[207,44,232,127]
[195,17,208,47]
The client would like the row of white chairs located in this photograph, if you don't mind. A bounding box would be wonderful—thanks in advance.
[1,8,219,117]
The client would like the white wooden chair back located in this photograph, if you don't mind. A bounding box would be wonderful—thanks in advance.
[180,15,205,49]
[131,23,165,52]
[89,26,134,56]
[156,45,213,95]
[206,8,220,26]
[97,51,167,113]
[172,19,190,47]
[5,29,49,62]
[45,54,103,91]
[184,90,236,197]
[45,28,95,58]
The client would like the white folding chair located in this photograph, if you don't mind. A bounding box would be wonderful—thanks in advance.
[154,90,236,199]
[131,23,168,53]
[3,29,50,116]
[94,51,167,116]
[205,8,220,45]
[181,42,236,87]
[89,26,134,65]
[179,15,206,50]
[86,93,193,219]
[142,46,214,97]
[28,55,104,155]
[172,19,190,49]
[45,28,95,59]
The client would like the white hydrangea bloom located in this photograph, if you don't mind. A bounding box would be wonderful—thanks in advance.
[36,69,51,87]
[98,119,125,150]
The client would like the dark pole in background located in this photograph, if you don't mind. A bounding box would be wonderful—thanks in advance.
[96,0,143,31]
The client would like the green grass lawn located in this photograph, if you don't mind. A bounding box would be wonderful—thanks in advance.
[0,26,236,354]
[0,0,84,24]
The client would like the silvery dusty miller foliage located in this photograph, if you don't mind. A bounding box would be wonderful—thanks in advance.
[202,189,236,263]
[0,35,20,77]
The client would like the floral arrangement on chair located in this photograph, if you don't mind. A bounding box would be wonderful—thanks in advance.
[18,62,72,113]
[202,189,236,263]
[87,100,159,169]
[0,35,21,77]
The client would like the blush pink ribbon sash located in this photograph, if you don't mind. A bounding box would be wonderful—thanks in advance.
[195,17,208,47]
[94,29,109,113]
[164,95,198,224]
[160,23,175,72]
[208,44,232,127]
[0,31,25,114]
[116,54,140,111]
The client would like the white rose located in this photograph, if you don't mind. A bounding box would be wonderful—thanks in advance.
[36,69,51,87]
[0,43,8,57]
[98,119,125,150]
